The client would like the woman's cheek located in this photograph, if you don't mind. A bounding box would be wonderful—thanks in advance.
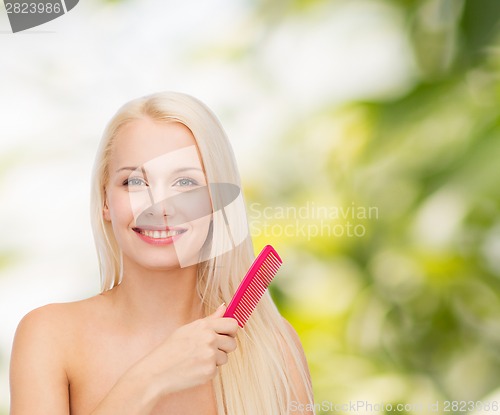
[128,190,153,223]
[109,191,134,223]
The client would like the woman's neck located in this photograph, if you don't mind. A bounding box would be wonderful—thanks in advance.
[103,257,204,333]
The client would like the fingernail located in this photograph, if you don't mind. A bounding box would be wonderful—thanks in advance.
[219,302,226,308]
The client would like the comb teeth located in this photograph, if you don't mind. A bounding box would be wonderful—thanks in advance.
[224,245,282,327]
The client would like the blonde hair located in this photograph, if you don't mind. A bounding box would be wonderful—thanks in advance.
[90,91,314,414]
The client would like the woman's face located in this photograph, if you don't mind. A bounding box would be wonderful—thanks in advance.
[104,117,212,271]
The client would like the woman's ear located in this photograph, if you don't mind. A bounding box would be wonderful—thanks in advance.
[103,198,111,222]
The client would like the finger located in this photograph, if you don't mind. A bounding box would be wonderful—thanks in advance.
[211,317,239,337]
[217,336,237,354]
[216,350,229,367]
[208,303,226,319]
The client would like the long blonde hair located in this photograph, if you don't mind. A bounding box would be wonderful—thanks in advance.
[90,91,313,414]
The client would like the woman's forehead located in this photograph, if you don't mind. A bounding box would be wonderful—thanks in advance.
[136,146,204,177]
[111,118,204,172]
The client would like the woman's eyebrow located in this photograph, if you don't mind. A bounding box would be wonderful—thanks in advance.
[171,167,204,174]
[116,166,139,173]
[115,166,203,174]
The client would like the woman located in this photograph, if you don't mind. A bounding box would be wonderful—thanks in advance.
[10,92,314,414]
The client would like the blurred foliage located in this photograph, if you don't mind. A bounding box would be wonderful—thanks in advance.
[248,0,500,413]
[2,0,500,413]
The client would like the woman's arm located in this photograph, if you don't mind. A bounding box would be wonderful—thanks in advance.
[87,368,162,415]
[10,303,237,415]
[10,305,70,415]
[90,303,238,414]
[10,304,160,415]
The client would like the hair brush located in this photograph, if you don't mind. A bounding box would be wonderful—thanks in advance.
[223,245,282,327]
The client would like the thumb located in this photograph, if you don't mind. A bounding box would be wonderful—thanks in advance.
[210,302,226,318]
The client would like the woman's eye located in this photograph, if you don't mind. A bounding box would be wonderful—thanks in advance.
[174,177,198,187]
[123,177,147,187]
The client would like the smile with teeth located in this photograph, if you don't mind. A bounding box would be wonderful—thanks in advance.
[134,228,187,239]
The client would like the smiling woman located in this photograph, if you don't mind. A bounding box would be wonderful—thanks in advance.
[9,91,314,415]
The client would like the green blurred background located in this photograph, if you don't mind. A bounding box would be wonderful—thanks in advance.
[249,0,500,413]
[1,0,500,414]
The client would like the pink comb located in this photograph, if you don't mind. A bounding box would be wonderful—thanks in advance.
[223,245,282,327]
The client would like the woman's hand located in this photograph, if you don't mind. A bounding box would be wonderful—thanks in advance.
[90,304,238,414]
[134,303,239,395]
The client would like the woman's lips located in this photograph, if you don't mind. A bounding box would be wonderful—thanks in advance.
[132,227,187,245]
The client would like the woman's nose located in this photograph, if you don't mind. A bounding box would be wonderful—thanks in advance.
[136,197,176,227]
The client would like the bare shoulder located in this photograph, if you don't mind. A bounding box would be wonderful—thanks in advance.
[10,296,103,415]
[281,317,309,363]
[18,300,81,328]
[12,296,104,371]
[282,317,303,345]
[10,297,106,415]
[15,302,73,350]
[281,317,315,414]
[15,296,103,341]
